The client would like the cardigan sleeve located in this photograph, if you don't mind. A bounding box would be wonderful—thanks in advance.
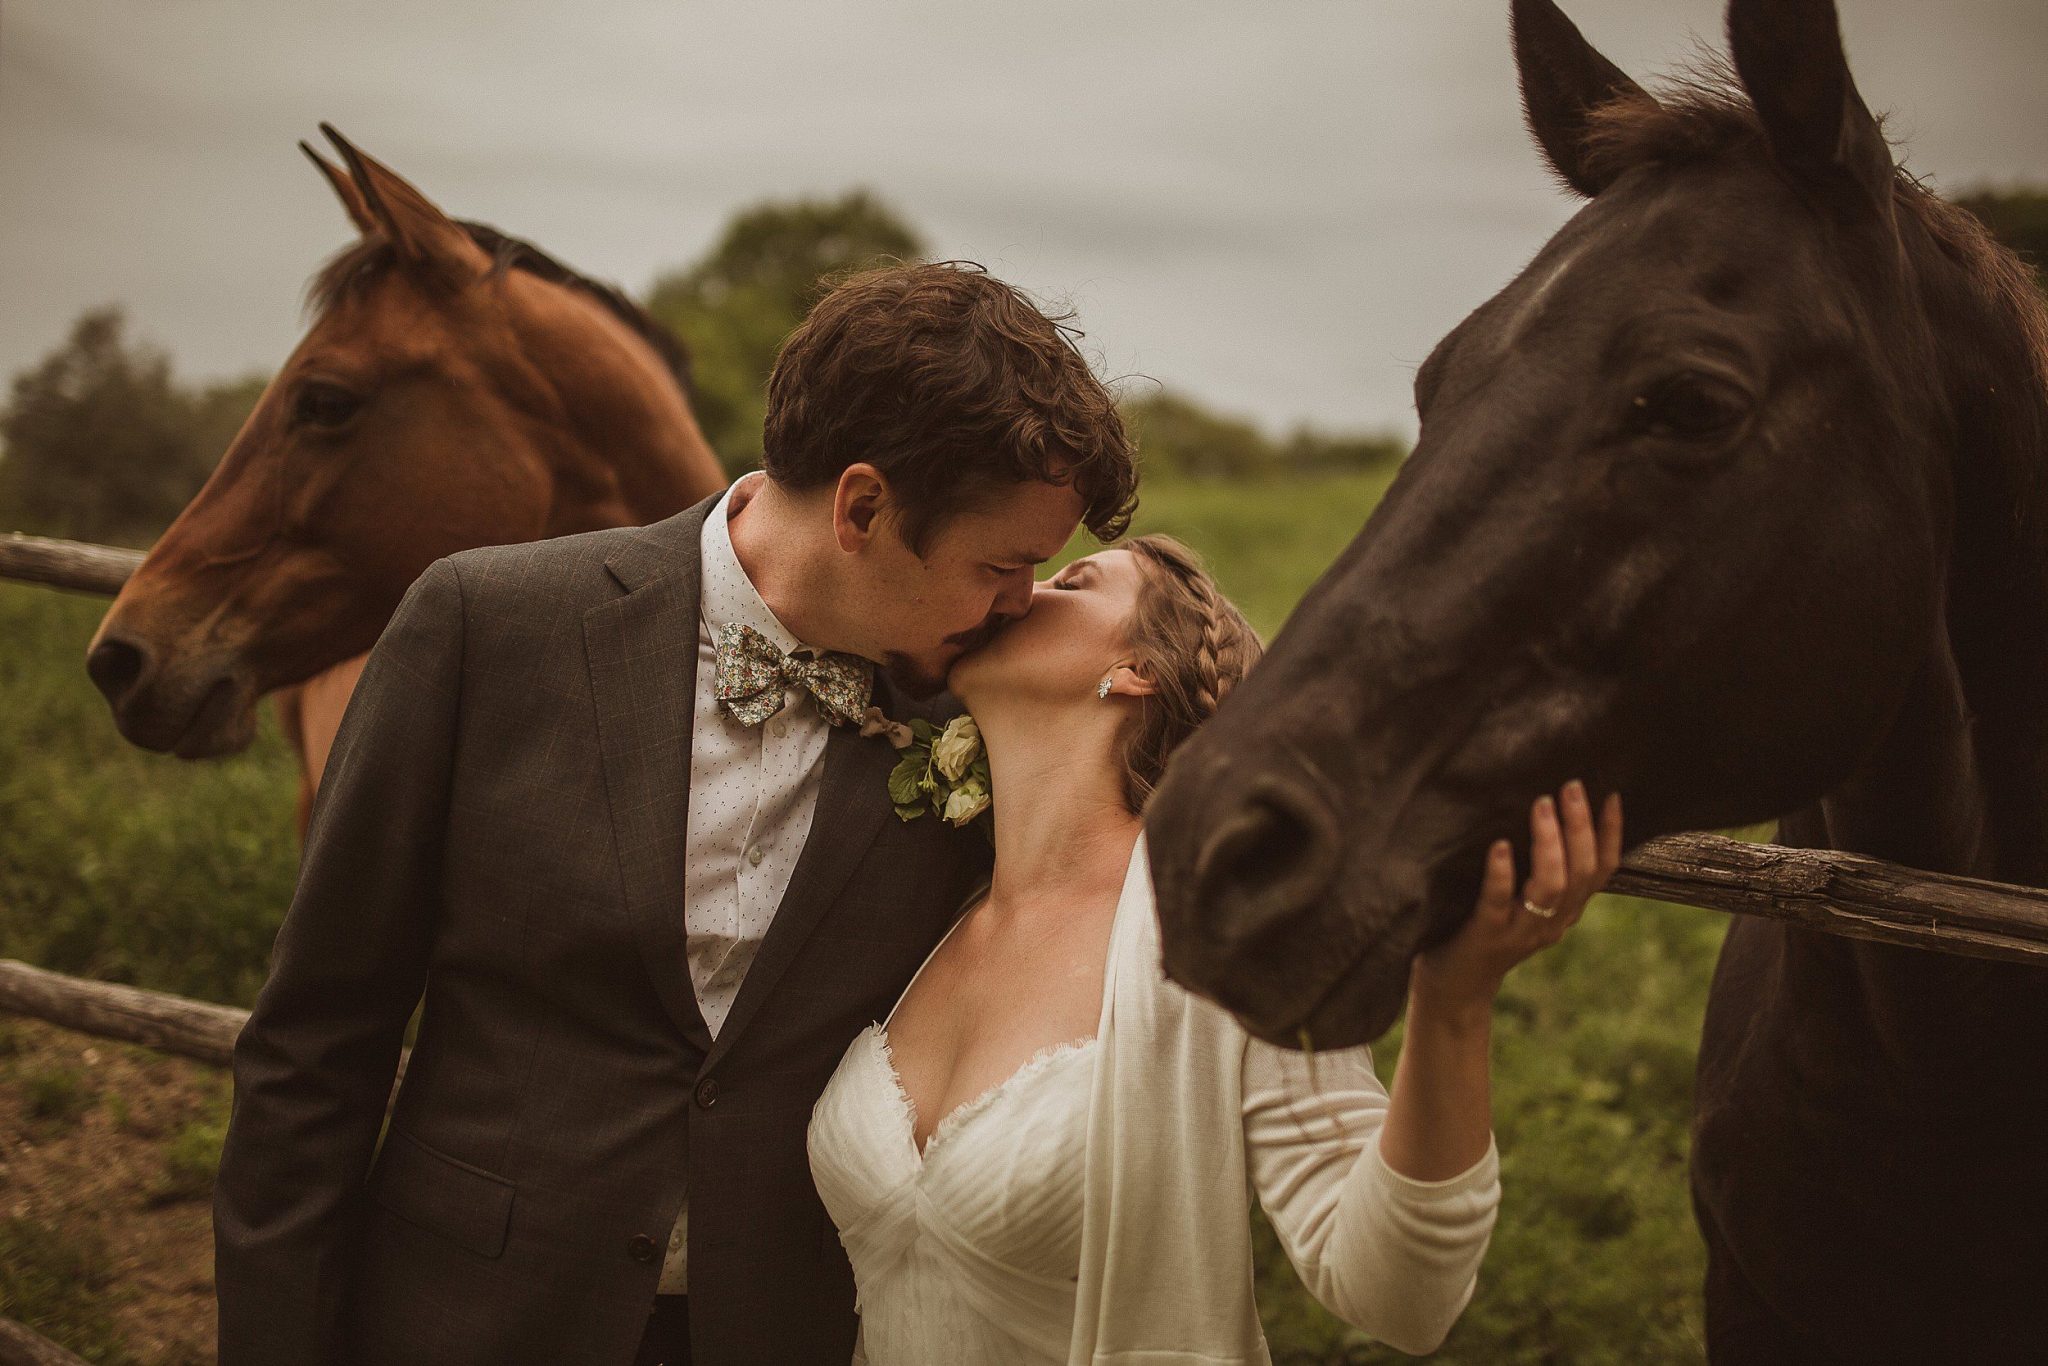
[1242,1037,1500,1356]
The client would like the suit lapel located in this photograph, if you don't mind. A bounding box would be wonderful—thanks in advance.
[583,497,719,1055]
[703,682,905,1069]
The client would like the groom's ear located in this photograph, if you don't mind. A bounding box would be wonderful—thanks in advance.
[832,464,890,553]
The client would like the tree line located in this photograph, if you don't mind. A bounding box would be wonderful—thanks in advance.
[6,187,2044,548]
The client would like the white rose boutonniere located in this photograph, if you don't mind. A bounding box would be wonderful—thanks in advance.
[942,778,991,825]
[885,713,994,832]
[930,716,981,782]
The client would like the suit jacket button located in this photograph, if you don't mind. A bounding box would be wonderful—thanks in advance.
[628,1233,660,1263]
[695,1078,719,1109]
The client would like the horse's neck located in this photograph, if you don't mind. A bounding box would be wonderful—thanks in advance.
[1803,542,2048,894]
[1790,239,2048,1017]
[1801,619,2000,879]
[1816,217,2048,873]
[1783,598,2048,1056]
[531,307,726,532]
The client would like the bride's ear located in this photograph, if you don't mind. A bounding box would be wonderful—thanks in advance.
[1101,661,1158,699]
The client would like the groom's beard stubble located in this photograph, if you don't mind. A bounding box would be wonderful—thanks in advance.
[883,613,1011,699]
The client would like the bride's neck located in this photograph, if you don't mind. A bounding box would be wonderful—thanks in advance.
[977,703,1144,913]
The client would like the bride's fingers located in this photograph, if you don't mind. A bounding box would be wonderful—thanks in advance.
[1560,780,1600,903]
[1597,791,1625,878]
[1523,795,1567,913]
[1477,839,1517,925]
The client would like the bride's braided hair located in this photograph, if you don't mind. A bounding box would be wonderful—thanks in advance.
[1116,534,1264,814]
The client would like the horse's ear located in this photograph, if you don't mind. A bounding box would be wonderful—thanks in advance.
[318,124,488,282]
[300,140,376,235]
[1726,0,1894,222]
[1512,0,1654,198]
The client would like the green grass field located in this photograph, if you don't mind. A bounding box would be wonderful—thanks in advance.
[0,471,1723,1362]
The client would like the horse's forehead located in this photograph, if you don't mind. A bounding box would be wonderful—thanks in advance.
[1495,160,1835,347]
[303,272,486,370]
[1594,158,1825,278]
[1499,241,1595,349]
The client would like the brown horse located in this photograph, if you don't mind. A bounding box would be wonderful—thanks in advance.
[1146,0,2048,1358]
[86,128,726,836]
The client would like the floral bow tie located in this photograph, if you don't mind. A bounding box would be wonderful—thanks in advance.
[713,621,874,729]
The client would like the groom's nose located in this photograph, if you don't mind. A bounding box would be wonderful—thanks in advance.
[993,569,1034,619]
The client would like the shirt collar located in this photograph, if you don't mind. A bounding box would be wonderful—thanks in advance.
[699,471,807,656]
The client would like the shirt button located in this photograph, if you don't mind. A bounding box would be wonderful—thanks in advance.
[770,720,787,738]
[746,845,764,867]
[695,1078,720,1109]
[628,1233,660,1263]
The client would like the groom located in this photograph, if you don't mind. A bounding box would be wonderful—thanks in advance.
[212,261,1137,1366]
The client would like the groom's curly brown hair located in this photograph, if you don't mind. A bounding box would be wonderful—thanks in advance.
[762,261,1138,554]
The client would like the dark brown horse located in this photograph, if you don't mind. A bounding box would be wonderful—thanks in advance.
[86,128,726,835]
[1146,0,2048,1357]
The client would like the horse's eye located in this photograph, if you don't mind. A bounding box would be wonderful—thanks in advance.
[293,381,363,430]
[1628,372,1749,442]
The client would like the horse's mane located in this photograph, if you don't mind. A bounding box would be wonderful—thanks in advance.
[308,223,695,401]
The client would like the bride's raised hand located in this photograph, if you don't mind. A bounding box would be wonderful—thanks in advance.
[1410,780,1624,1015]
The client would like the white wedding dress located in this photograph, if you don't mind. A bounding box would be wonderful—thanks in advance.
[808,842,1501,1365]
[809,1023,1097,1364]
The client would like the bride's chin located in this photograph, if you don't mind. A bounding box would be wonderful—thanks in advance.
[943,658,986,708]
[944,639,1003,701]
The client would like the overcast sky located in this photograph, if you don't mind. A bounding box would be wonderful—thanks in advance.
[4,0,2045,438]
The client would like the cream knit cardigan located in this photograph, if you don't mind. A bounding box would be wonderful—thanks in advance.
[1068,837,1501,1365]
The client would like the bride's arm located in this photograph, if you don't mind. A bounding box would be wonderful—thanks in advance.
[1246,782,1623,1355]
[1244,1038,1497,1356]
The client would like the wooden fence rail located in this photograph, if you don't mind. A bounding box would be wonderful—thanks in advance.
[0,960,245,1066]
[1,836,2046,1076]
[0,532,142,596]
[1608,834,2048,964]
[0,1318,89,1366]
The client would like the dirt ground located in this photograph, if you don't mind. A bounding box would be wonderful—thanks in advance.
[0,1015,220,1365]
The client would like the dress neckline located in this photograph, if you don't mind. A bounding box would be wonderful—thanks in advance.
[867,1024,1096,1162]
[873,838,1143,1157]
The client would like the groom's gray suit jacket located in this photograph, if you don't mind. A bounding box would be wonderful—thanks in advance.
[213,494,991,1366]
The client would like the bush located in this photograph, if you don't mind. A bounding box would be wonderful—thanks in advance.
[645,191,925,474]
[155,1110,228,1205]
[0,581,302,1007]
[1123,390,1406,482]
[0,308,262,547]
[24,1064,92,1126]
[0,1217,130,1363]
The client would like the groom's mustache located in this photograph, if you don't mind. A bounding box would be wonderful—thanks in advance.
[945,612,1014,654]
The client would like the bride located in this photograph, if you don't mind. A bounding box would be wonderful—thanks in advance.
[808,534,1624,1364]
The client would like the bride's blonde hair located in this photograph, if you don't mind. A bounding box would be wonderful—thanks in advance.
[1116,535,1263,814]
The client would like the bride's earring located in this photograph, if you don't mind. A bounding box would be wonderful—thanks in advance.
[1096,675,1115,700]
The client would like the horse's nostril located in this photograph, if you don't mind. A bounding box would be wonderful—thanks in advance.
[1189,778,1341,955]
[1197,794,1309,891]
[86,636,147,705]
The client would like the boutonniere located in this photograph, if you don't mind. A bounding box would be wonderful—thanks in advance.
[868,710,993,830]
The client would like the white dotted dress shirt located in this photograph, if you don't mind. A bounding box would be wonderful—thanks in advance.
[661,471,833,1292]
